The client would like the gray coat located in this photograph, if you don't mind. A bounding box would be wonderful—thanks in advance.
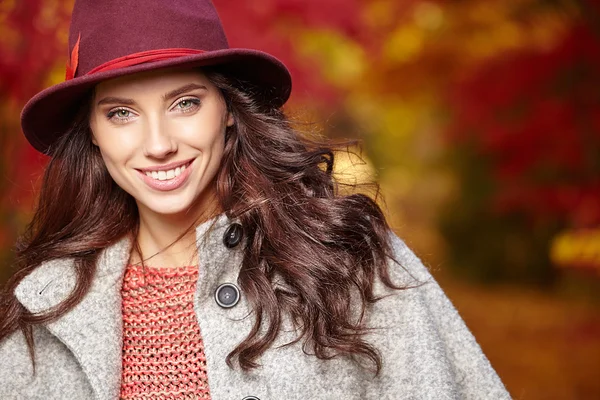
[0,214,511,399]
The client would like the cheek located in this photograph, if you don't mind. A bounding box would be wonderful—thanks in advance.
[208,126,227,163]
[97,141,130,168]
[93,123,140,163]
[176,115,227,152]
[98,149,126,186]
[193,124,227,179]
[94,133,137,185]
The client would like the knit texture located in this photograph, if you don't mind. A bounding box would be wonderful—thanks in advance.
[119,263,211,399]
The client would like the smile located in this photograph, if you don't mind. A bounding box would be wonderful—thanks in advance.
[144,163,188,181]
[137,160,195,191]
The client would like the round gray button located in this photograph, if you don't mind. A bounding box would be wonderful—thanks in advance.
[214,283,240,308]
[242,397,260,400]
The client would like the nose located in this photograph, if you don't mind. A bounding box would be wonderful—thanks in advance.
[142,116,177,158]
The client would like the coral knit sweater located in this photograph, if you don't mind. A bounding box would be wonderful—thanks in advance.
[119,263,211,399]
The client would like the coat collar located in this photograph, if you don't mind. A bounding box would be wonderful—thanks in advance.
[14,212,235,400]
[14,235,131,400]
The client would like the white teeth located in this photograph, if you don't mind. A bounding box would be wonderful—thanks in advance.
[144,163,188,181]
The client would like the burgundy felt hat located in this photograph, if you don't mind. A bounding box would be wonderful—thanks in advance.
[20,0,292,154]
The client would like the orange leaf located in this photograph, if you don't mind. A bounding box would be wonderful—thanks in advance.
[65,33,81,81]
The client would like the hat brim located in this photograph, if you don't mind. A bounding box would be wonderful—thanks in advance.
[20,48,292,154]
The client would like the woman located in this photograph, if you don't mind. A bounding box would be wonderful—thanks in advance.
[0,0,511,399]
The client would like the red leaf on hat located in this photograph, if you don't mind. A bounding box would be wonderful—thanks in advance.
[65,33,81,81]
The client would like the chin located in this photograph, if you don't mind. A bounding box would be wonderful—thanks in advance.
[144,199,193,215]
[137,192,196,216]
[140,185,218,218]
[148,204,192,216]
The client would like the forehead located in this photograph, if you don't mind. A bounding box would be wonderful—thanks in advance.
[93,67,210,98]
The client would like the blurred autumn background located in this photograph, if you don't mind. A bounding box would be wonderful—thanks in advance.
[1,0,600,398]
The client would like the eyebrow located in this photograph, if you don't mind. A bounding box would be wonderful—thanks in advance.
[96,83,208,107]
[162,83,207,102]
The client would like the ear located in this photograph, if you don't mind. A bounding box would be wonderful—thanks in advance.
[226,112,234,127]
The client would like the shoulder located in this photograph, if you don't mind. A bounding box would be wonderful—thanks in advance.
[365,229,511,399]
[376,230,479,348]
[0,326,93,399]
[0,328,35,377]
[377,230,435,290]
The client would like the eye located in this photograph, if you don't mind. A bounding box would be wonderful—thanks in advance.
[106,108,135,122]
[173,97,201,113]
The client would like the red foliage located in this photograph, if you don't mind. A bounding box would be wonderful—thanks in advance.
[448,25,600,227]
[0,1,69,215]
[0,0,70,102]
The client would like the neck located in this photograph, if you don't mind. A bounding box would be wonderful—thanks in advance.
[131,191,221,268]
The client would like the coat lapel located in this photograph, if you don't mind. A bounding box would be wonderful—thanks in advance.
[13,213,233,399]
[14,236,132,400]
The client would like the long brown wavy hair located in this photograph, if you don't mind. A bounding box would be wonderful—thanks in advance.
[0,66,406,374]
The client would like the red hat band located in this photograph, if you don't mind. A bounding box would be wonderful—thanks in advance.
[67,47,206,81]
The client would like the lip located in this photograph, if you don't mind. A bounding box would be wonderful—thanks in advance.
[136,159,195,192]
[136,157,195,172]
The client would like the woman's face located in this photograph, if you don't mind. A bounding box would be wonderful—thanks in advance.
[89,68,233,218]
